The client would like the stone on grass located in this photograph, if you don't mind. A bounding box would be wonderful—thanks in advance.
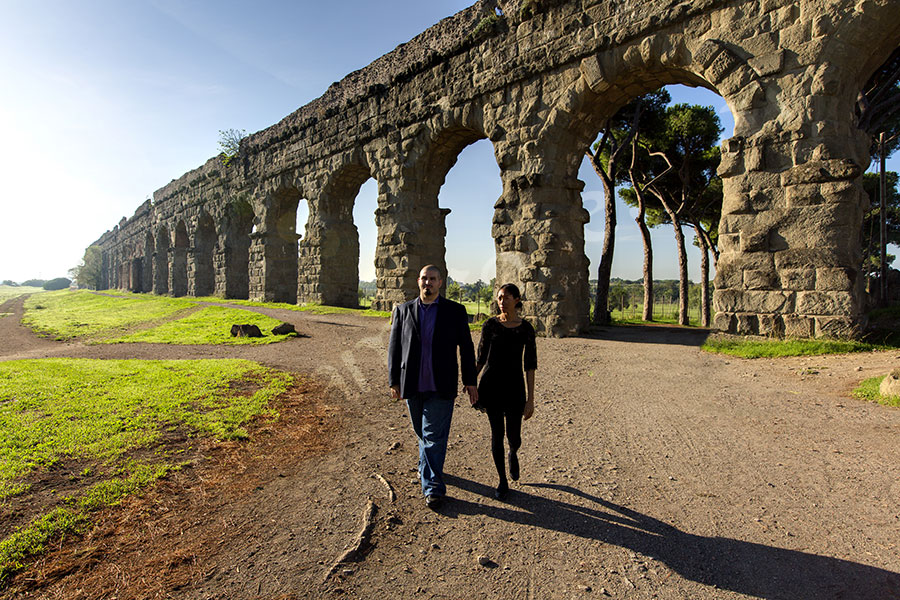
[879,368,900,397]
[271,322,296,335]
[230,324,263,338]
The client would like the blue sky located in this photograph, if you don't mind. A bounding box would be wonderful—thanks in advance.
[0,1,896,285]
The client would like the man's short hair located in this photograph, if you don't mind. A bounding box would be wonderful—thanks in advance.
[420,264,442,278]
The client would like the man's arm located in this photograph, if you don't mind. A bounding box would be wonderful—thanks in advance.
[388,305,403,398]
[457,303,477,387]
[456,303,479,405]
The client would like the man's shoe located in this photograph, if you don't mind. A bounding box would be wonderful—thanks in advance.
[509,450,520,481]
[425,494,443,510]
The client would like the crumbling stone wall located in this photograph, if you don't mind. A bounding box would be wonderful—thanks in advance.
[90,0,900,337]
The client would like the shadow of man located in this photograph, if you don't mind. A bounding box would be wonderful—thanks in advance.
[442,474,899,600]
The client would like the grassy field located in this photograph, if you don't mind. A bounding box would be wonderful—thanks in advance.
[609,302,703,327]
[0,357,293,579]
[0,286,43,305]
[21,290,298,344]
[701,336,897,358]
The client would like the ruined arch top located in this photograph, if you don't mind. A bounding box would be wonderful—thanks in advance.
[90,0,900,337]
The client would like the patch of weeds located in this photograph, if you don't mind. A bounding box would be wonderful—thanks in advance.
[0,357,293,580]
[0,358,291,493]
[0,461,174,580]
[0,506,87,580]
[468,13,503,42]
[701,335,895,358]
[852,376,900,407]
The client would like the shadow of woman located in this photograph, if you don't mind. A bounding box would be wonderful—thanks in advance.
[442,474,899,600]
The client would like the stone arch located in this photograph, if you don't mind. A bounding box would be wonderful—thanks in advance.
[517,28,803,334]
[223,196,254,299]
[391,120,498,298]
[171,221,189,297]
[301,164,371,307]
[154,225,170,295]
[192,211,217,297]
[250,186,300,304]
[143,231,154,293]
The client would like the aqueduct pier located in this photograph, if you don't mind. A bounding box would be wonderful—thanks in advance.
[90,0,900,337]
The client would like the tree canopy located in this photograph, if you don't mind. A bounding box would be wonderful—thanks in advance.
[858,46,900,160]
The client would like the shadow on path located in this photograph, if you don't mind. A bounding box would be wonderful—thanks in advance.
[580,324,711,348]
[443,475,899,600]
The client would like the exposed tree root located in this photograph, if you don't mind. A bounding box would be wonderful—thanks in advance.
[322,498,377,582]
[372,472,395,503]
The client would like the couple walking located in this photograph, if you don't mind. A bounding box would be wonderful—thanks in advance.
[388,265,537,509]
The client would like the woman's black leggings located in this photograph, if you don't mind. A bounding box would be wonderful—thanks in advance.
[487,407,522,482]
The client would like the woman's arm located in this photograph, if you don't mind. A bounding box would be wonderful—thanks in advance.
[524,369,535,420]
[475,319,492,375]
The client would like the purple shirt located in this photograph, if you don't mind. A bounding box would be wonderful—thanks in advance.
[417,296,439,392]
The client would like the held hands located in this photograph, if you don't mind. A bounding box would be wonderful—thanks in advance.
[465,385,478,406]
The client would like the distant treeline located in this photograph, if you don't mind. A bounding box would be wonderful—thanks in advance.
[2,278,71,290]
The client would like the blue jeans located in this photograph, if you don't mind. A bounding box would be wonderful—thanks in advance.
[406,392,455,497]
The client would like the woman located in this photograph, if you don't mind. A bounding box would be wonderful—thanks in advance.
[473,283,537,499]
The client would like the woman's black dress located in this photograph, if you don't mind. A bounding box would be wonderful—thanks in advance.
[476,317,538,412]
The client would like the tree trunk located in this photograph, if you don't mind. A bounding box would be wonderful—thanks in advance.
[587,128,630,326]
[594,171,616,325]
[632,183,654,322]
[659,197,689,326]
[694,223,711,327]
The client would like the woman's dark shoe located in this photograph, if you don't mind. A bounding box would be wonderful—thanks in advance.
[508,450,519,481]
[494,482,509,500]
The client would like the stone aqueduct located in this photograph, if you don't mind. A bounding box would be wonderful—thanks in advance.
[91,0,900,337]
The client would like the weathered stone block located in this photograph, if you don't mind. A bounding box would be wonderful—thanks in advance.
[758,313,785,337]
[705,50,741,84]
[796,291,855,316]
[774,248,853,270]
[743,268,778,290]
[814,316,860,339]
[718,233,741,253]
[735,313,759,335]
[783,315,814,338]
[713,311,736,333]
[780,159,862,186]
[748,49,784,77]
[779,268,816,290]
[815,267,855,292]
[740,228,770,252]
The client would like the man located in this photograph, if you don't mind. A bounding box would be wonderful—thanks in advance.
[389,265,478,510]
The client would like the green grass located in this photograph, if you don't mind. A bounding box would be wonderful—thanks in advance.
[0,286,43,304]
[0,357,293,580]
[701,336,894,358]
[23,290,197,340]
[20,290,303,344]
[107,305,296,345]
[852,376,900,407]
[609,303,703,327]
[215,298,391,319]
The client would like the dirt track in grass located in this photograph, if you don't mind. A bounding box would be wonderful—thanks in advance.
[1,294,899,599]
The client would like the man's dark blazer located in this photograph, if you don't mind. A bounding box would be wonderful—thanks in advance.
[388,295,477,399]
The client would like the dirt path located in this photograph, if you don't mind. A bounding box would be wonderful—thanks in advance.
[1,295,899,599]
